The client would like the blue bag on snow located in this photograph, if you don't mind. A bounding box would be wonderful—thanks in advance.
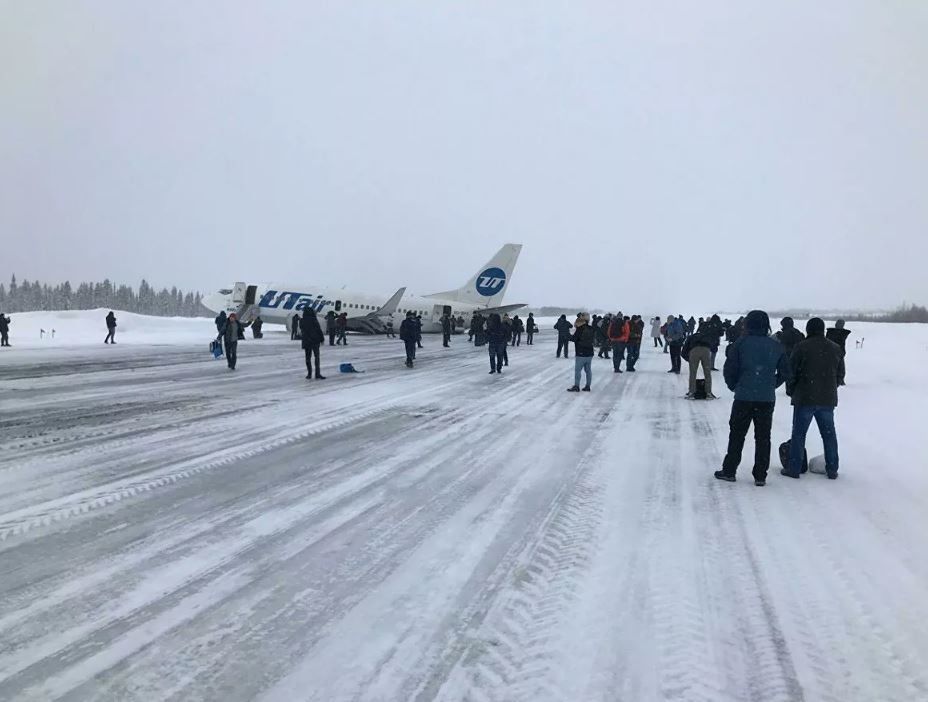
[339,363,362,373]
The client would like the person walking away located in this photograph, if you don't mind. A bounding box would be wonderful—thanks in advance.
[223,313,242,370]
[704,314,725,370]
[486,313,507,374]
[665,315,686,373]
[608,313,630,373]
[626,315,645,371]
[500,314,512,366]
[251,316,264,339]
[783,318,845,479]
[336,313,348,345]
[300,309,326,379]
[651,316,663,348]
[215,310,227,335]
[325,311,337,345]
[596,315,612,359]
[567,312,595,392]
[526,313,537,345]
[104,311,117,344]
[512,315,524,346]
[468,314,478,342]
[661,320,670,353]
[385,316,396,338]
[0,313,10,347]
[555,314,573,358]
[687,316,697,336]
[291,313,301,341]
[682,330,715,398]
[415,315,424,349]
[775,317,805,359]
[826,320,851,357]
[716,310,789,486]
[441,313,452,347]
[400,311,418,367]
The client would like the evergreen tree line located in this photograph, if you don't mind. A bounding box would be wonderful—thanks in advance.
[844,304,928,324]
[0,275,208,317]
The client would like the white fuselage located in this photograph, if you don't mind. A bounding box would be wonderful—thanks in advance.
[204,283,488,333]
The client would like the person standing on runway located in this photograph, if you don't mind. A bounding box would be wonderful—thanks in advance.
[300,309,326,380]
[104,311,117,344]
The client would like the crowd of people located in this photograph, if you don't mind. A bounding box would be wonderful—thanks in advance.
[2,303,849,487]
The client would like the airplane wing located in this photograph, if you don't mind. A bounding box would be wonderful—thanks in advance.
[474,302,528,316]
[345,287,406,334]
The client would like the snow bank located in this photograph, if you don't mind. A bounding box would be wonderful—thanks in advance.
[0,309,222,349]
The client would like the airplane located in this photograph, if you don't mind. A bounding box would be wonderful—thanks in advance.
[201,244,526,334]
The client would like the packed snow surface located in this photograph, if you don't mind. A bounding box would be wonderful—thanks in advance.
[1,312,927,701]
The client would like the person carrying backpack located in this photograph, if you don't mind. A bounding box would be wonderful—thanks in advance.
[554,315,573,358]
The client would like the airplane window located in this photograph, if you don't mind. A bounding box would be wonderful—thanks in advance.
[219,289,233,295]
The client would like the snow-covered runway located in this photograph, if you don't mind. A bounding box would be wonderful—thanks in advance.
[1,326,927,701]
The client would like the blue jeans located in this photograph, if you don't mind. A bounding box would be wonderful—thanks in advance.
[612,342,626,371]
[790,406,839,475]
[574,356,592,388]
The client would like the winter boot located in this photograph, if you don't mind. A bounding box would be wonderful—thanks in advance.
[714,471,736,482]
[567,386,580,392]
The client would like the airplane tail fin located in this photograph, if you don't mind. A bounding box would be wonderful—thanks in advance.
[425,244,522,307]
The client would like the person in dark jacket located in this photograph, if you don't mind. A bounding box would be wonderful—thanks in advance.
[500,315,512,366]
[104,311,117,344]
[596,314,612,359]
[291,313,301,341]
[775,317,805,358]
[223,313,242,370]
[415,315,423,348]
[567,312,595,392]
[687,316,697,336]
[385,315,396,338]
[526,313,537,345]
[625,315,645,371]
[682,330,715,398]
[703,314,725,369]
[784,318,845,479]
[716,310,790,485]
[826,320,851,360]
[487,313,507,374]
[325,311,337,345]
[555,315,573,358]
[251,316,264,339]
[441,313,452,347]
[0,312,10,347]
[300,309,326,379]
[336,313,348,345]
[215,310,227,334]
[512,315,524,346]
[400,311,418,367]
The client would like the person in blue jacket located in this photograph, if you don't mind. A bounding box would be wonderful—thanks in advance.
[715,309,790,486]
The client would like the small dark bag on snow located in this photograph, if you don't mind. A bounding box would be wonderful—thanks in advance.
[779,440,808,474]
[693,378,708,400]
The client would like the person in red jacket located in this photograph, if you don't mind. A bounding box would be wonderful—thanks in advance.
[608,312,630,373]
[626,315,645,371]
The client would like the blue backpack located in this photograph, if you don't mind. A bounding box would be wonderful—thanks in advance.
[339,363,362,373]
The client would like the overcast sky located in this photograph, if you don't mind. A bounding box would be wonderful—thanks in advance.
[2,1,926,312]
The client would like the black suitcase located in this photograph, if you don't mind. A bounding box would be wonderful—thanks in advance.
[779,440,808,474]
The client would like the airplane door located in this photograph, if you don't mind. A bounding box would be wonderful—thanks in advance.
[232,282,247,304]
[442,305,452,317]
[335,300,342,312]
[245,285,257,305]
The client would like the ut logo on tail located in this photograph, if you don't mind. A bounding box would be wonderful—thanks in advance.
[476,267,507,297]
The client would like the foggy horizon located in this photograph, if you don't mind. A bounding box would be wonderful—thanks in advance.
[2,2,926,313]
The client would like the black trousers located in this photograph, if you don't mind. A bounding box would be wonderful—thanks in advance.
[328,331,336,346]
[304,344,320,376]
[226,342,238,369]
[557,336,570,358]
[654,336,663,347]
[104,328,116,343]
[669,343,682,372]
[442,332,451,347]
[526,332,534,345]
[513,332,521,346]
[404,339,417,363]
[1,331,8,346]
[722,400,775,480]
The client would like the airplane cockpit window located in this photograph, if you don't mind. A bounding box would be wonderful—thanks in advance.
[218,289,233,295]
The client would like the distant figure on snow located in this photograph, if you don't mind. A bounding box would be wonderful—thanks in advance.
[555,314,573,359]
[336,313,348,345]
[325,310,337,346]
[567,312,595,392]
[651,316,663,348]
[826,320,851,359]
[385,315,396,338]
[223,313,243,370]
[775,317,805,358]
[526,313,537,345]
[0,312,10,347]
[400,311,418,368]
[300,309,326,380]
[251,316,264,339]
[104,311,117,344]
[291,313,301,341]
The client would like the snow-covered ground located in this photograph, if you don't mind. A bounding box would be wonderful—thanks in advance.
[1,313,927,701]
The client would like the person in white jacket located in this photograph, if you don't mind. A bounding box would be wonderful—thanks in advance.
[650,316,663,348]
